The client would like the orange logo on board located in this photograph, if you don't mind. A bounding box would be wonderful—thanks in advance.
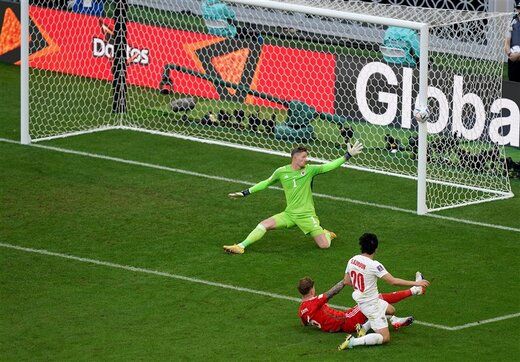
[0,8,20,56]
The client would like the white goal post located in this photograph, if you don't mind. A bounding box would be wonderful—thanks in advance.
[20,0,514,214]
[222,0,429,214]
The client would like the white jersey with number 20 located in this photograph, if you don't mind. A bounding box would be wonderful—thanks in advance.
[345,255,388,304]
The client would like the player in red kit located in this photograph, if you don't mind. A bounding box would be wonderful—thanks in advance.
[297,276,425,334]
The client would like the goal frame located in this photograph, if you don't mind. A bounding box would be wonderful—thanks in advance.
[20,0,514,214]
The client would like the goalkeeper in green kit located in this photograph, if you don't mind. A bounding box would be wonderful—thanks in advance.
[224,141,363,254]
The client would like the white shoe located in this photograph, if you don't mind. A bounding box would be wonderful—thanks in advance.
[415,271,424,281]
[411,271,426,295]
[410,286,425,295]
[391,316,414,330]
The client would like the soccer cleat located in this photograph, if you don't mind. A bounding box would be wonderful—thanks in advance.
[223,244,245,254]
[355,323,366,337]
[410,286,425,295]
[391,316,414,330]
[411,271,426,295]
[338,334,354,350]
[324,229,337,240]
[416,271,424,281]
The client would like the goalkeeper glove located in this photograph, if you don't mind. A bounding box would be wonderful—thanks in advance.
[228,189,250,199]
[346,140,363,159]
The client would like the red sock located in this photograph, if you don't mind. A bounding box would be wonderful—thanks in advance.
[379,290,412,304]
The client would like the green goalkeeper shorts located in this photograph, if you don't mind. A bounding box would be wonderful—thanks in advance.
[272,211,324,237]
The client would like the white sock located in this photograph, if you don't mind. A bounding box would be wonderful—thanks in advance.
[410,286,421,295]
[389,315,399,323]
[350,333,384,347]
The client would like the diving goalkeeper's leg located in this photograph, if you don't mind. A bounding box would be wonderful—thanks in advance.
[306,216,335,249]
[223,220,270,254]
[224,213,289,254]
[313,231,335,249]
[239,220,272,248]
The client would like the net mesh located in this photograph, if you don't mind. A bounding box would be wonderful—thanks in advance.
[27,0,513,211]
[425,15,512,210]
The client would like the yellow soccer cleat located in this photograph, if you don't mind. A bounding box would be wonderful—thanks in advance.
[338,334,354,351]
[355,323,366,337]
[324,229,337,240]
[223,244,245,254]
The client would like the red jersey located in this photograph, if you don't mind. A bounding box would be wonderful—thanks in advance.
[298,293,367,333]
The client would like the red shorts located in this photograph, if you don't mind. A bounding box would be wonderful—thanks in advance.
[341,306,367,333]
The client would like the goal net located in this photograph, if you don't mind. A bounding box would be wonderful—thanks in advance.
[23,0,514,212]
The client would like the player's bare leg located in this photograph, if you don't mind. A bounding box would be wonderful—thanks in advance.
[375,327,391,343]
[383,300,414,330]
[313,229,336,249]
[260,217,277,230]
[223,217,276,254]
[385,304,396,316]
[313,233,330,249]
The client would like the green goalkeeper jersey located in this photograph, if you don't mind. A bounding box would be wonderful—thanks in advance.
[247,157,346,216]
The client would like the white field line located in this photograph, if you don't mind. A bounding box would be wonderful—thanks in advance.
[1,138,518,233]
[30,126,117,143]
[1,242,518,331]
[122,126,513,197]
[449,313,520,331]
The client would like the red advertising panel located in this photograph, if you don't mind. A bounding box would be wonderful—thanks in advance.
[249,44,335,112]
[27,6,336,113]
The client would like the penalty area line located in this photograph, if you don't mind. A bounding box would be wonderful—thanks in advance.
[1,241,519,332]
[449,313,520,331]
[1,138,518,233]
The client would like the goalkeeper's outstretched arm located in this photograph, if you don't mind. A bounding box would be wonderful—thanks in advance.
[316,140,363,175]
[228,169,280,199]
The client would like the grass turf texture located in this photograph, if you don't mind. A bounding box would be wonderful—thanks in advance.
[1,61,520,360]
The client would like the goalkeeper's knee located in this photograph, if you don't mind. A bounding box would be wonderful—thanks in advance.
[318,238,331,249]
[312,230,331,249]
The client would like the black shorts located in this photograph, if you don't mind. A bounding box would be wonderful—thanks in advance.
[508,59,520,82]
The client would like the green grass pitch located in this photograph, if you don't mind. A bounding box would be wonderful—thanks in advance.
[1,61,519,360]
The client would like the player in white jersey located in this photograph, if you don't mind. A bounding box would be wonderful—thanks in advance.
[339,233,430,350]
